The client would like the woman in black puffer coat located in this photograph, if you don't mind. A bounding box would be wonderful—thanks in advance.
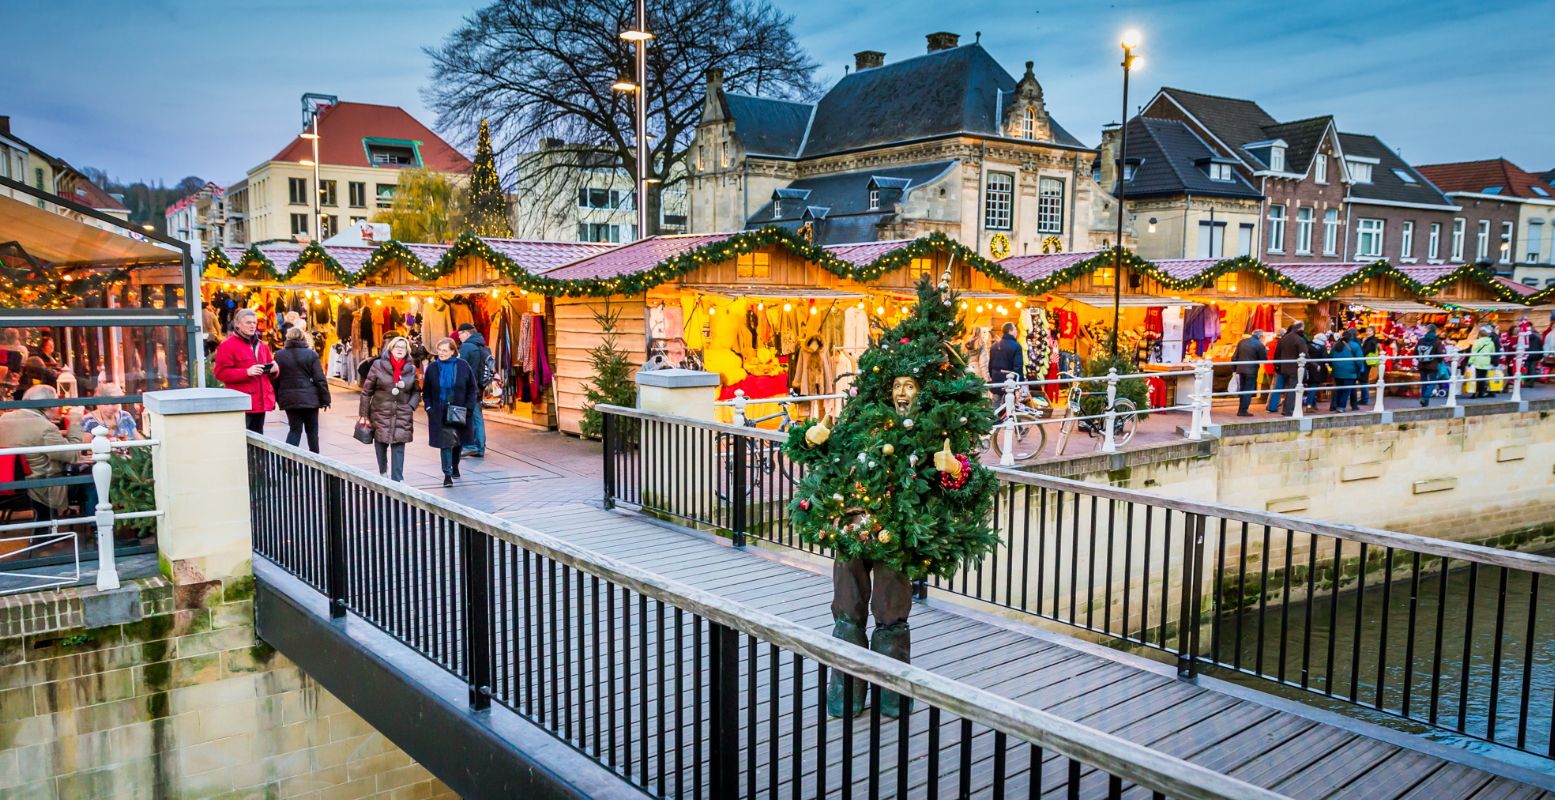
[273,327,330,452]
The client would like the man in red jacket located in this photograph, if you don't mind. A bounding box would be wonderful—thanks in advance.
[212,308,277,433]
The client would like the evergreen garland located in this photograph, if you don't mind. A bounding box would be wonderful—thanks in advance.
[468,119,513,238]
[578,300,638,439]
[783,274,1000,581]
[1,242,127,308]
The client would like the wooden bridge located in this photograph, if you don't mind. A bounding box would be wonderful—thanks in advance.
[246,408,1555,799]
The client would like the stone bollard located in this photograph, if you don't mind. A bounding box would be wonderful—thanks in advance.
[634,369,723,516]
[143,388,255,587]
[636,368,722,421]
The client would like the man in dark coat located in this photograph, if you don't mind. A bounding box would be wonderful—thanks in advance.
[1417,324,1445,406]
[986,322,1024,406]
[456,323,492,458]
[1231,329,1268,416]
[1267,321,1307,416]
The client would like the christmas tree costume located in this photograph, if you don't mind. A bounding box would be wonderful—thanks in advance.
[784,272,999,718]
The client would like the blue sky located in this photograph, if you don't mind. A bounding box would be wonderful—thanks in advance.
[2,0,1550,184]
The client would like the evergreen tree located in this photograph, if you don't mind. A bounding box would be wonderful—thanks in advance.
[784,274,1000,581]
[579,301,637,439]
[467,119,513,238]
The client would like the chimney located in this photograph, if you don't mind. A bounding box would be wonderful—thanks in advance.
[926,32,960,52]
[854,50,885,71]
[704,67,724,90]
[0,115,9,136]
[1098,123,1122,190]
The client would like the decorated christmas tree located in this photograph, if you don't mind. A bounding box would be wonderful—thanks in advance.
[467,119,513,238]
[784,272,1000,581]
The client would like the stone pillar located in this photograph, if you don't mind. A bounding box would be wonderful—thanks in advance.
[635,368,721,420]
[143,388,254,586]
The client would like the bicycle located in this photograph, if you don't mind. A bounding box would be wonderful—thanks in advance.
[713,392,801,508]
[1054,371,1138,455]
[984,371,1051,463]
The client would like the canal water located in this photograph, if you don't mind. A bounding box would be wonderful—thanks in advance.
[1213,555,1553,764]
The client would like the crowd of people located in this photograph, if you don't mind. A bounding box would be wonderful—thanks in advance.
[211,307,494,488]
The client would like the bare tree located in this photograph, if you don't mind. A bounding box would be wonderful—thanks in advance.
[425,0,818,236]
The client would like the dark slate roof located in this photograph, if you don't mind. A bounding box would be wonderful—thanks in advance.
[747,161,958,224]
[796,45,1085,158]
[1113,117,1261,200]
[1337,133,1455,208]
[724,93,813,158]
[1155,88,1278,167]
[1259,116,1332,173]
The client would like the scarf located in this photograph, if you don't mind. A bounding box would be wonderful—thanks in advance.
[388,356,407,383]
[436,357,456,406]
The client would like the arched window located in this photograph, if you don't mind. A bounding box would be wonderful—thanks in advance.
[1021,107,1036,139]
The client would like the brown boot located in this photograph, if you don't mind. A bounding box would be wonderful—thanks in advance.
[870,622,912,718]
[825,614,868,718]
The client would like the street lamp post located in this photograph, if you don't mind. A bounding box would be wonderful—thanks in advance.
[301,116,321,242]
[615,1,654,242]
[1112,30,1141,357]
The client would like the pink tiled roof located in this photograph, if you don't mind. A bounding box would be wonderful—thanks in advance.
[543,233,736,280]
[1496,275,1537,297]
[322,245,377,274]
[401,243,450,265]
[484,239,616,273]
[1393,264,1463,284]
[1265,262,1369,290]
[1151,258,1223,281]
[824,239,915,267]
[998,251,1102,283]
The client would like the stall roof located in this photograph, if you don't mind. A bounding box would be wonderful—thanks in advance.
[998,252,1102,283]
[1264,262,1368,290]
[0,192,181,268]
[542,233,735,280]
[824,239,918,267]
[486,239,614,272]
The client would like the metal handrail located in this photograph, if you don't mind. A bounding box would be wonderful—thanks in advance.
[244,432,1283,800]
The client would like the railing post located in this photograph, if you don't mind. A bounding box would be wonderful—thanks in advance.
[1512,338,1526,403]
[1177,513,1206,679]
[601,411,617,510]
[1102,368,1119,453]
[998,373,1017,467]
[88,434,119,591]
[462,524,492,711]
[1293,353,1307,420]
[730,389,750,426]
[730,435,748,549]
[1372,353,1387,413]
[1446,353,1460,408]
[709,621,741,799]
[325,473,347,619]
[1188,361,1208,440]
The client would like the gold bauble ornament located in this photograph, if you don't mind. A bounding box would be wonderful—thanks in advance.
[881,443,894,456]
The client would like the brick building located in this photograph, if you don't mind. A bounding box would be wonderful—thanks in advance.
[1335,133,1456,265]
[1417,159,1555,288]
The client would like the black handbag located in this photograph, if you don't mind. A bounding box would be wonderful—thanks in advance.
[352,420,374,444]
[443,404,469,429]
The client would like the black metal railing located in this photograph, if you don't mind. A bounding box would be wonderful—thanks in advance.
[598,405,1555,760]
[249,433,1277,800]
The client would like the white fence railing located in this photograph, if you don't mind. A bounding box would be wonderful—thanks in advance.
[0,434,162,594]
[706,339,1544,463]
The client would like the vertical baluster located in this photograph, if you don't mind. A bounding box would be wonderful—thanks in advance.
[1211,516,1226,663]
[1301,533,1317,691]
[462,526,491,711]
[867,683,881,800]
[1028,743,1042,800]
[1429,560,1449,726]
[1036,487,1048,617]
[1349,542,1368,703]
[1256,525,1271,678]
[1085,494,1097,629]
[958,718,972,800]
[1515,574,1539,751]
[1122,502,1134,642]
[1375,548,1394,711]
[592,574,601,756]
[816,662,828,800]
[769,642,780,800]
[1234,521,1247,672]
[1103,499,1115,636]
[1325,538,1343,696]
[1487,567,1508,743]
[656,600,666,794]
[1158,511,1172,649]
[1021,485,1034,613]
[675,608,685,796]
[1458,563,1479,733]
[992,731,1007,800]
[747,635,757,799]
[791,652,804,800]
[927,707,941,800]
[1402,551,1421,719]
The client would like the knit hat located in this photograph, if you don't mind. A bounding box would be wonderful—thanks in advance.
[457,322,476,332]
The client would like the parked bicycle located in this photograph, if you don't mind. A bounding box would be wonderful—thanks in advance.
[1054,371,1138,454]
[985,371,1051,463]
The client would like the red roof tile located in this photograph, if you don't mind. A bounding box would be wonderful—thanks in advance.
[61,176,128,212]
[483,239,615,273]
[270,102,473,173]
[1496,276,1538,297]
[543,234,735,280]
[1415,159,1555,200]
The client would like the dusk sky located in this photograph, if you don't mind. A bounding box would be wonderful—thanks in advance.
[3,0,1549,186]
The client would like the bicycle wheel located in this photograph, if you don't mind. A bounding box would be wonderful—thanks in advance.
[1110,398,1139,447]
[990,410,1047,462]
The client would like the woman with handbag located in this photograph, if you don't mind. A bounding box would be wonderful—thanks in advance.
[274,327,330,453]
[423,337,478,488]
[358,336,419,481]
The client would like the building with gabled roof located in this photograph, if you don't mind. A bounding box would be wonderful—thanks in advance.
[688,33,1117,254]
[1335,133,1457,267]
[223,94,472,247]
[1417,158,1555,286]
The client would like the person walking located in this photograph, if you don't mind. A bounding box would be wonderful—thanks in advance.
[1269,321,1307,416]
[1358,327,1380,407]
[1328,330,1364,412]
[423,337,479,488]
[986,322,1024,405]
[211,308,277,433]
[456,323,492,458]
[274,327,331,453]
[1306,332,1332,411]
[1231,329,1267,416]
[358,336,418,481]
[1416,324,1445,406]
[1468,325,1496,399]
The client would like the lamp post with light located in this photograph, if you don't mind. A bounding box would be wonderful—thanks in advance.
[1112,30,1141,357]
[300,114,321,243]
[612,0,653,242]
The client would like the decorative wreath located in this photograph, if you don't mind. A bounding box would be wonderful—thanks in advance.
[989,232,1012,260]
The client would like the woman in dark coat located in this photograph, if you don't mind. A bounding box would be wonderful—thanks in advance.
[273,327,330,452]
[358,336,419,481]
[422,337,478,488]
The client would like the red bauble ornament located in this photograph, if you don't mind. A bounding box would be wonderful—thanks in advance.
[899,336,911,344]
[938,455,973,490]
[799,498,812,511]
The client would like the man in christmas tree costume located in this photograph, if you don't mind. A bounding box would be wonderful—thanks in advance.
[785,271,999,718]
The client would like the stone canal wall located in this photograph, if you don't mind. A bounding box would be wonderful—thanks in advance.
[0,574,455,799]
[1035,405,1555,545]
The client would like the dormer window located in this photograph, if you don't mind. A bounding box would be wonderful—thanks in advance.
[1208,163,1233,182]
[869,189,880,211]
[1393,168,1417,184]
[1121,157,1142,182]
[1021,107,1036,140]
[1347,160,1373,184]
[1269,145,1286,173]
[1314,156,1328,183]
[773,202,782,220]
[363,138,420,168]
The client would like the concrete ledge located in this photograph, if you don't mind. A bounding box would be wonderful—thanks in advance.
[255,559,647,800]
[1412,477,1458,495]
[144,387,251,415]
[634,368,720,389]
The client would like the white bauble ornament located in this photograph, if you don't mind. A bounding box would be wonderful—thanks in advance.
[903,418,915,429]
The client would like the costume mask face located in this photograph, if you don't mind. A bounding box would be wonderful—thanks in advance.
[891,376,919,415]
